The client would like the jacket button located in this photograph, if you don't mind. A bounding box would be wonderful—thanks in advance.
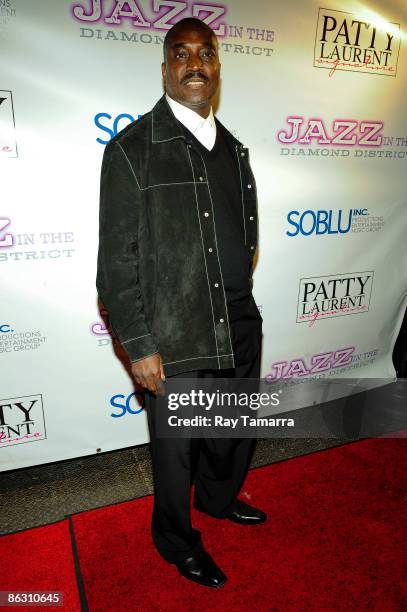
[250,245,255,250]
[248,184,252,188]
[204,212,209,217]
[214,282,219,287]
[199,176,204,181]
[249,216,254,221]
[219,318,224,323]
[240,152,245,157]
[208,247,213,252]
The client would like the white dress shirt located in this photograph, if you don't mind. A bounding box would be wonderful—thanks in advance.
[166,93,216,151]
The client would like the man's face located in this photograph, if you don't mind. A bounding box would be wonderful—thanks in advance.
[162,25,220,114]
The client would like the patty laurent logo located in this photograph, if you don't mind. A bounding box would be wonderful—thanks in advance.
[314,8,401,76]
[0,394,46,446]
[297,271,374,325]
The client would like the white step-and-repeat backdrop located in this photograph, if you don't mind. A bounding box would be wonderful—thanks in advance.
[1,0,406,470]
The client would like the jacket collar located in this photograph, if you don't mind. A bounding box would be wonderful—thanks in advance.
[151,94,244,149]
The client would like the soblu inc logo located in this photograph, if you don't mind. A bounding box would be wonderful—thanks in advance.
[95,112,142,144]
[110,391,145,418]
[286,208,368,237]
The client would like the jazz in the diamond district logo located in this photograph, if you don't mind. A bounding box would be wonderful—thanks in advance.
[314,8,401,76]
[0,394,46,446]
[0,90,17,157]
[297,271,374,325]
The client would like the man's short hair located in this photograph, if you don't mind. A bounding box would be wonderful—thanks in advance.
[163,17,217,61]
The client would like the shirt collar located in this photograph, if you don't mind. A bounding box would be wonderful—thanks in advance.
[165,93,215,136]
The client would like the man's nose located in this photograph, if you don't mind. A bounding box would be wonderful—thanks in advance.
[187,52,204,72]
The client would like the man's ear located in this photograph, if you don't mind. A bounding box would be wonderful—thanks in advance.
[161,62,166,80]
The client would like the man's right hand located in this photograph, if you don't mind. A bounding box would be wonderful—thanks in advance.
[131,352,166,395]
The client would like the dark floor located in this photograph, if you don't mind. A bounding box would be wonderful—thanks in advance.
[0,437,350,535]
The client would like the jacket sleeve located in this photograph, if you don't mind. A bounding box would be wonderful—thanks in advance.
[96,140,159,363]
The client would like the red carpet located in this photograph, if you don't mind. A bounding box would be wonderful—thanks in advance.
[1,438,407,611]
[0,519,81,611]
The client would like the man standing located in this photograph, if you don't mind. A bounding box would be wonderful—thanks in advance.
[96,17,266,588]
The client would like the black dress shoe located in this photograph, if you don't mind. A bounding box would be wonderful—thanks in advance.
[225,499,267,525]
[175,550,227,588]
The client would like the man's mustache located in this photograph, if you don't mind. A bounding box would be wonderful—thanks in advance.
[181,72,208,85]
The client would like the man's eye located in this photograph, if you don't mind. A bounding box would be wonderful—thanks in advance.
[176,51,187,58]
[202,50,214,58]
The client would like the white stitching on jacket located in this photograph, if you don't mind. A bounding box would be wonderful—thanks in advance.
[163,353,234,366]
[117,142,207,191]
[199,153,236,370]
[235,146,247,246]
[122,333,151,345]
[142,181,207,190]
[116,141,142,191]
[186,145,220,369]
[152,107,185,144]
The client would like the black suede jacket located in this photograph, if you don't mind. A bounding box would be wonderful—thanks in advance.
[96,95,259,377]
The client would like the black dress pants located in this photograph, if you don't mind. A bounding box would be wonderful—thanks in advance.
[145,348,261,563]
